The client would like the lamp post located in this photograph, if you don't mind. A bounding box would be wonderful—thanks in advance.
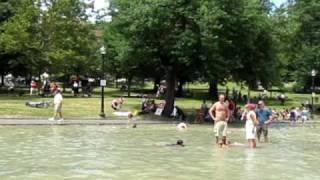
[311,69,316,113]
[99,45,106,118]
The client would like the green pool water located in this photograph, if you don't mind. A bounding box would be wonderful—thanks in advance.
[0,123,319,180]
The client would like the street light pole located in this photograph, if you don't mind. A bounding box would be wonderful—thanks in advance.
[99,45,106,118]
[311,69,316,113]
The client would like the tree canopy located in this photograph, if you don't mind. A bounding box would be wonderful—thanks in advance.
[105,0,281,115]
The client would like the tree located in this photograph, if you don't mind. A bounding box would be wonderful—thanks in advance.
[0,0,17,85]
[43,0,99,78]
[287,0,320,90]
[108,0,202,116]
[0,0,99,87]
[199,0,279,100]
[0,1,45,79]
[231,0,280,92]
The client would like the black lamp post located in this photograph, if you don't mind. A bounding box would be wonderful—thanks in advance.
[311,69,316,113]
[99,45,106,118]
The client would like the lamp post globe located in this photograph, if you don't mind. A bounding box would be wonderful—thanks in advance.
[312,69,316,77]
[100,45,106,55]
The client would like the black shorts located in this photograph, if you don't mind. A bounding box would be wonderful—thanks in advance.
[111,105,117,110]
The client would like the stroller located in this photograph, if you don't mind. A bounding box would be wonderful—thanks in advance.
[26,100,52,108]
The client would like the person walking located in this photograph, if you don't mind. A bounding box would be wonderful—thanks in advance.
[255,100,272,142]
[49,89,64,122]
[209,94,230,147]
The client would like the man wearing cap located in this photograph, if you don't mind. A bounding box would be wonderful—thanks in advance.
[49,89,64,122]
[209,94,229,147]
[255,100,272,142]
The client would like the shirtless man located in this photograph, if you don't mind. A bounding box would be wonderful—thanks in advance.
[209,94,229,147]
[111,97,124,110]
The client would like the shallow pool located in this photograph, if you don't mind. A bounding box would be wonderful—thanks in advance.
[0,123,319,179]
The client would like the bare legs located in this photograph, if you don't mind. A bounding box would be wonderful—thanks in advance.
[248,139,256,148]
[216,136,227,148]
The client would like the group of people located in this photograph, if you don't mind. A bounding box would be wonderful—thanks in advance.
[274,107,311,124]
[29,74,93,97]
[70,76,93,97]
[29,79,58,96]
[209,95,272,148]
[47,88,308,148]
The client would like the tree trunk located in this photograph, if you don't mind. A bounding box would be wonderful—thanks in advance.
[127,76,132,97]
[63,69,68,92]
[38,71,41,93]
[153,77,161,92]
[176,79,185,97]
[141,78,145,94]
[225,87,229,99]
[208,80,218,101]
[115,76,119,88]
[248,87,251,103]
[26,72,30,87]
[162,69,176,117]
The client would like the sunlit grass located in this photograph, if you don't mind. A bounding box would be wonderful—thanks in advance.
[0,84,317,118]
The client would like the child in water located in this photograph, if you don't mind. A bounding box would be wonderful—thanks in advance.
[176,122,188,131]
[166,140,184,147]
[127,111,138,128]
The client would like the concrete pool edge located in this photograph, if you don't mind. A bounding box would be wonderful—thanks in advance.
[0,119,182,125]
[0,118,311,125]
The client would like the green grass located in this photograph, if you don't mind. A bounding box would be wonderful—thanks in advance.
[0,84,317,119]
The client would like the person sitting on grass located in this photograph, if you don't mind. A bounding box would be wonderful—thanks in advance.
[141,96,156,113]
[172,105,186,121]
[111,97,124,110]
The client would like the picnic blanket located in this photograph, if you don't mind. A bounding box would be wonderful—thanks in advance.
[26,101,52,108]
[112,111,131,116]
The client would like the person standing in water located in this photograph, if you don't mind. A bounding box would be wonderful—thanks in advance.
[245,104,259,148]
[255,101,272,142]
[209,94,229,147]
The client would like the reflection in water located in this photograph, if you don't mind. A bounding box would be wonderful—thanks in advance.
[0,123,319,179]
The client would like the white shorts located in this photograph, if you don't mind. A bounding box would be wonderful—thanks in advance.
[301,116,308,121]
[245,124,256,140]
[54,104,62,113]
[214,121,227,137]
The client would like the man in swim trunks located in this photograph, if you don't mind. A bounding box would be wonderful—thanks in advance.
[209,94,229,147]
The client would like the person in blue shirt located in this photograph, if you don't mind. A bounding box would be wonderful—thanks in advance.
[255,101,273,142]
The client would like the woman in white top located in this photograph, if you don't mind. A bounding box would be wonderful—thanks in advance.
[245,104,259,148]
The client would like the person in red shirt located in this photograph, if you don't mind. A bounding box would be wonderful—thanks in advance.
[50,81,58,94]
[30,79,38,96]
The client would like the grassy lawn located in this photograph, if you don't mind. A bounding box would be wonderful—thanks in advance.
[0,84,317,119]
